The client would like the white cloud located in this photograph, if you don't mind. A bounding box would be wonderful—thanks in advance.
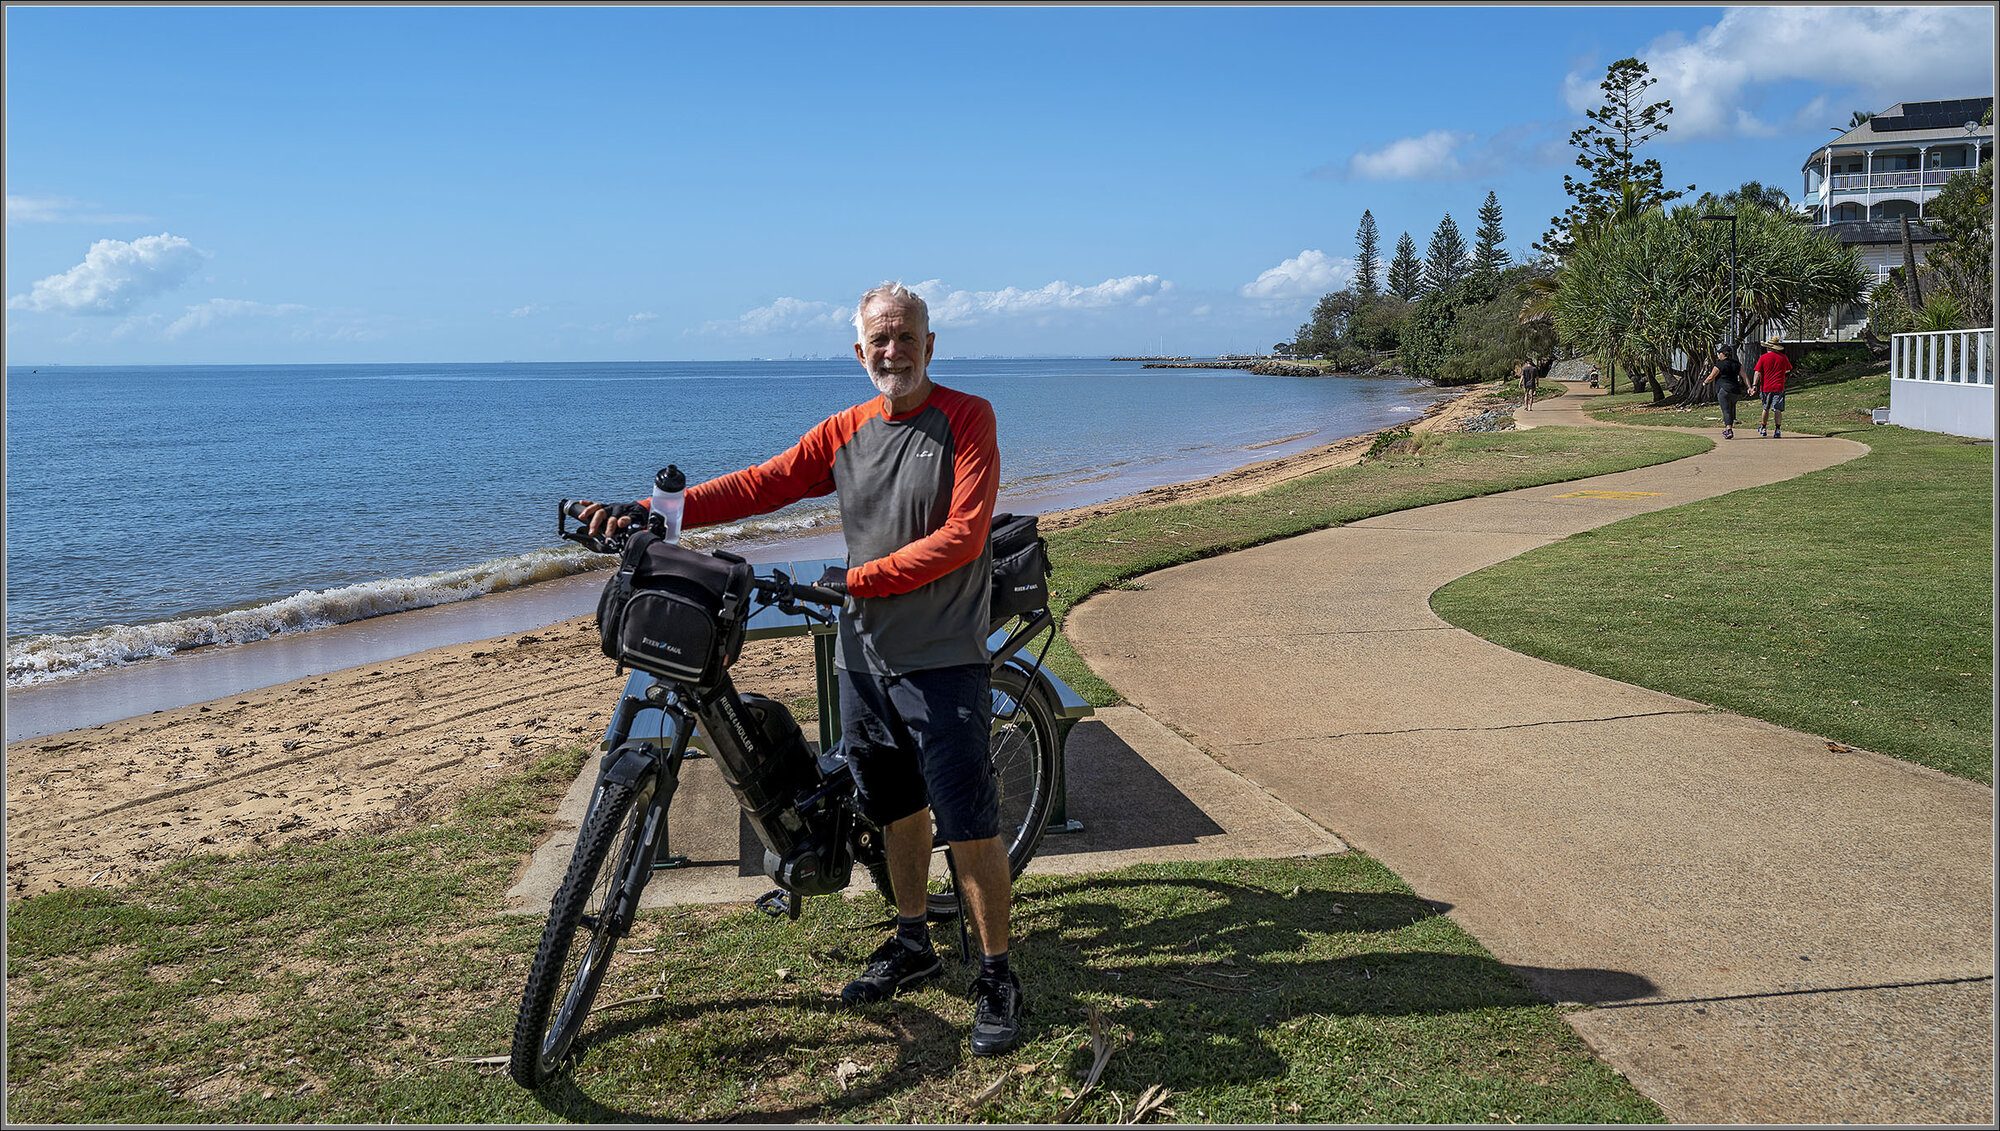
[164,298,308,339]
[628,311,660,323]
[1327,122,1564,182]
[916,275,1171,326]
[6,195,74,224]
[5,194,150,225]
[696,275,1172,339]
[698,296,848,337]
[1568,6,1996,139]
[1349,130,1474,180]
[1240,250,1351,301]
[7,233,207,314]
[508,304,541,318]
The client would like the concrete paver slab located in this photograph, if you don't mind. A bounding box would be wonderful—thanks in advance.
[1569,979,1995,1125]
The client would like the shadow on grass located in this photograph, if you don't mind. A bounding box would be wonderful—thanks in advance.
[520,872,1657,1121]
[526,994,960,1123]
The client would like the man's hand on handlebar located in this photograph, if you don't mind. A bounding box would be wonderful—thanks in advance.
[816,566,850,597]
[559,498,652,554]
[575,499,649,539]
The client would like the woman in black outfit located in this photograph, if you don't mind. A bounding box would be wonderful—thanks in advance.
[1700,344,1744,439]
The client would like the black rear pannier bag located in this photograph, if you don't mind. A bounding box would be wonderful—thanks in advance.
[596,530,754,685]
[988,512,1051,624]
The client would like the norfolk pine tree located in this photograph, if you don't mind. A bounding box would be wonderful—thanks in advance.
[1387,232,1424,301]
[1538,57,1692,258]
[1422,213,1471,295]
[1355,210,1382,299]
[1474,191,1510,278]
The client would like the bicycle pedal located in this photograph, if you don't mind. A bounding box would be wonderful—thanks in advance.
[755,888,793,918]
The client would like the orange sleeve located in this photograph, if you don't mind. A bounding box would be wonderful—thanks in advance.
[845,391,999,598]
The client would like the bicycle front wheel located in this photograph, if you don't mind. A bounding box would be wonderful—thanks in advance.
[508,775,657,1088]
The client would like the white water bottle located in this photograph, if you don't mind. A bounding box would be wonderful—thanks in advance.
[649,465,686,543]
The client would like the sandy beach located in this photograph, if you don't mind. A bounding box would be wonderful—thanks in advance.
[4,384,1499,901]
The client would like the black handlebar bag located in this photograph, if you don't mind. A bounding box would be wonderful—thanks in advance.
[596,530,754,685]
[988,512,1051,624]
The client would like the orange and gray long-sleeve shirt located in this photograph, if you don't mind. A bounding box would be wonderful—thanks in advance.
[671,383,999,676]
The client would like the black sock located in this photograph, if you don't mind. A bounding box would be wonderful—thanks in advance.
[896,913,929,950]
[979,950,1010,980]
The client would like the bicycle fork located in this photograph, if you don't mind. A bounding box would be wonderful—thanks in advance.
[585,716,692,938]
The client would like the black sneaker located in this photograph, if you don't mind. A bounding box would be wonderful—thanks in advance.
[840,937,943,1005]
[967,971,1024,1056]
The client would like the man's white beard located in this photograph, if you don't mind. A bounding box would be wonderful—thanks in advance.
[869,363,923,401]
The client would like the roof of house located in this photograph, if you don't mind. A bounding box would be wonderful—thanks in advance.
[1824,220,1943,247]
[1809,97,1994,163]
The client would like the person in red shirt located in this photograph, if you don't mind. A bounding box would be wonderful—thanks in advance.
[1754,336,1794,438]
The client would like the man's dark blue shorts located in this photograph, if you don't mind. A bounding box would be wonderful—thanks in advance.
[838,663,998,843]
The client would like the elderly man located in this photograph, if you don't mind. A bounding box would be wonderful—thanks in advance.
[579,282,1023,1056]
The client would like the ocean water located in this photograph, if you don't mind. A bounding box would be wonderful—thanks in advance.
[4,359,1440,689]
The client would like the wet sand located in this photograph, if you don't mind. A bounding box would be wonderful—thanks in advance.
[4,384,1496,899]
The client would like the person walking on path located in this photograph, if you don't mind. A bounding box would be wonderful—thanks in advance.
[1754,335,1793,438]
[1518,357,1542,411]
[1701,344,1745,439]
[576,282,1026,1056]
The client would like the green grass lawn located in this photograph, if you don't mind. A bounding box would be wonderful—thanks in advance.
[1433,364,1994,784]
[3,748,1661,1125]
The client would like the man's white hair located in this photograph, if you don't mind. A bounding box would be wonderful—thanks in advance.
[853,281,929,340]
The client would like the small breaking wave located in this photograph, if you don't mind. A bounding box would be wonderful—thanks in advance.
[691,503,841,544]
[4,502,851,690]
[5,544,606,689]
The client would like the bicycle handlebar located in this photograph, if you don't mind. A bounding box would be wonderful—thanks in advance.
[764,575,847,608]
[558,498,844,620]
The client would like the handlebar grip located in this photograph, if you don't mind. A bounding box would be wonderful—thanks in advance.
[563,500,589,520]
[790,583,846,607]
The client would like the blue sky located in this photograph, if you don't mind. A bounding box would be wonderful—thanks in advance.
[5,4,1993,364]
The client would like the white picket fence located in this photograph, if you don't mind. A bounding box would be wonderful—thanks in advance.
[1888,328,1994,439]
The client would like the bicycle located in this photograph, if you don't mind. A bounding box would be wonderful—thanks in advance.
[508,501,1062,1089]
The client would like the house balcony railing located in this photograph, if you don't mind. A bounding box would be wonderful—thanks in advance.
[1823,170,1966,193]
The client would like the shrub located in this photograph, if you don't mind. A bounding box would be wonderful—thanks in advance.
[1798,343,1871,373]
[1913,293,1969,333]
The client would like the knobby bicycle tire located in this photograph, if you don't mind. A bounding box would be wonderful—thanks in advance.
[926,664,1060,916]
[508,774,657,1088]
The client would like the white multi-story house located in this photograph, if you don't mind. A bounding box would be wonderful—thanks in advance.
[1802,97,1990,224]
[1799,97,1991,289]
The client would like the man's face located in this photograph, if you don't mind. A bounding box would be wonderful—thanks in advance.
[854,300,935,404]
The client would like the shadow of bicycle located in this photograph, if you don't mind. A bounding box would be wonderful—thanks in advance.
[522,867,1657,1121]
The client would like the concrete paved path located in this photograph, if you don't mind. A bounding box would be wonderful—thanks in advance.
[1068,383,1994,1125]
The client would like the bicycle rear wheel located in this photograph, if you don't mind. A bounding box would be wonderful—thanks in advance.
[508,775,657,1088]
[926,664,1059,916]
